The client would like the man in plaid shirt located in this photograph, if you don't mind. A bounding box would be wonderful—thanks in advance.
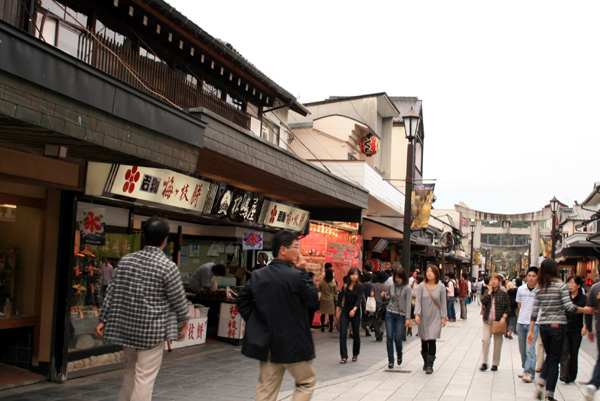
[95,216,189,401]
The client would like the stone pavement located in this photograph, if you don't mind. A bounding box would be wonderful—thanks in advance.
[0,302,598,400]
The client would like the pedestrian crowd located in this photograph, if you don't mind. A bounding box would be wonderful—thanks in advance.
[94,220,600,401]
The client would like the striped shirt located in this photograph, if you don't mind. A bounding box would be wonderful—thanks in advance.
[531,280,578,325]
[99,246,189,349]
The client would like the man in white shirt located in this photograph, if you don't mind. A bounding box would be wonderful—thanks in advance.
[189,262,226,292]
[515,266,539,383]
[408,269,420,287]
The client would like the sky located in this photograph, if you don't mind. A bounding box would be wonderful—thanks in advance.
[166,0,600,215]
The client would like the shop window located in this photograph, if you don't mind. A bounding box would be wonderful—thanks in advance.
[0,205,43,318]
[67,229,142,374]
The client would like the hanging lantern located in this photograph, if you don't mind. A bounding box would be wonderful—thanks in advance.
[359,133,380,156]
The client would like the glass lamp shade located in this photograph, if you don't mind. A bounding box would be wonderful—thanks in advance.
[549,196,559,213]
[470,224,476,234]
[402,108,421,140]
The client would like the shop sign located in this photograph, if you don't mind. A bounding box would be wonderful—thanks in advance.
[203,183,265,224]
[587,219,598,234]
[325,242,357,265]
[104,164,211,214]
[260,201,309,232]
[77,208,106,246]
[243,231,263,250]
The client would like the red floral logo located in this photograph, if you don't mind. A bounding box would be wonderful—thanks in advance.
[123,166,141,194]
[83,211,102,233]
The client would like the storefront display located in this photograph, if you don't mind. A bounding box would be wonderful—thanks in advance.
[217,302,245,341]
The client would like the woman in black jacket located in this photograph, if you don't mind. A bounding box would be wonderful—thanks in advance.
[336,268,364,363]
[559,275,587,383]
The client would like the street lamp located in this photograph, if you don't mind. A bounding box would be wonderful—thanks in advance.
[401,108,421,273]
[470,221,476,277]
[527,237,532,268]
[549,196,559,259]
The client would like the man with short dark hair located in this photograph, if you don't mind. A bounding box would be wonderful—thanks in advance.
[95,216,189,401]
[189,262,226,292]
[237,230,319,401]
[516,266,539,383]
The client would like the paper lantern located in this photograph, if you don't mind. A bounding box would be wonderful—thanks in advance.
[360,134,380,156]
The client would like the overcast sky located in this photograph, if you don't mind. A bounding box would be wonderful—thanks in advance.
[167,0,600,215]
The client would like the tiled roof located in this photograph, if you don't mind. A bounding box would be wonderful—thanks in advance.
[564,204,600,221]
[390,97,422,122]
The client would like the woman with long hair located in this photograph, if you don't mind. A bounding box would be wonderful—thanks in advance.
[527,259,591,401]
[336,267,364,364]
[382,267,412,369]
[318,268,338,332]
[415,264,447,374]
[371,270,389,342]
[480,273,511,372]
[559,275,587,384]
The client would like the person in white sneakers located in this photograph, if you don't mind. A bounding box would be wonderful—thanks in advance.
[515,267,538,383]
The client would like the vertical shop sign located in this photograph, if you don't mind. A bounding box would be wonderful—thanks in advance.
[243,231,263,250]
[411,183,435,229]
[77,208,106,246]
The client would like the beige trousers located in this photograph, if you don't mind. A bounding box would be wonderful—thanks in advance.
[482,321,504,366]
[121,341,164,401]
[536,332,545,370]
[256,358,316,401]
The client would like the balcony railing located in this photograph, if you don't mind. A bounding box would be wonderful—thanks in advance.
[76,33,250,130]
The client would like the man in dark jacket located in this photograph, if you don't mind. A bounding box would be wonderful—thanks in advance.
[237,230,319,401]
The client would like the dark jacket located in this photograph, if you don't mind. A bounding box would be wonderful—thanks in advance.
[338,283,364,315]
[481,289,511,322]
[566,292,586,332]
[236,259,319,364]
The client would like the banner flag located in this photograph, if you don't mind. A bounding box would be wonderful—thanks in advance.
[411,183,435,229]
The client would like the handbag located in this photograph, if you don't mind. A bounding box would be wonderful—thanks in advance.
[491,320,507,335]
[365,296,376,313]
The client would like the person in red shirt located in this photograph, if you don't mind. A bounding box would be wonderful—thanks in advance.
[458,273,469,320]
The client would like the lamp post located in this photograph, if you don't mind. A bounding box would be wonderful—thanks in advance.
[527,237,532,268]
[470,221,476,277]
[549,196,559,259]
[401,108,421,273]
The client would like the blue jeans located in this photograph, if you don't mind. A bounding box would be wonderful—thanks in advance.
[339,311,361,360]
[517,323,538,376]
[385,312,405,365]
[539,324,566,395]
[447,297,456,320]
[589,332,600,387]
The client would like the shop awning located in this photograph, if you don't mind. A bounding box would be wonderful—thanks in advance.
[361,217,404,241]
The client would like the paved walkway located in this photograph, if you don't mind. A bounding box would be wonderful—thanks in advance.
[0,302,597,400]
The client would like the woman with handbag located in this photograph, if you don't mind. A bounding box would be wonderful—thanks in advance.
[381,267,412,369]
[336,268,364,364]
[415,264,447,374]
[361,272,375,337]
[480,273,511,372]
[527,260,591,401]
